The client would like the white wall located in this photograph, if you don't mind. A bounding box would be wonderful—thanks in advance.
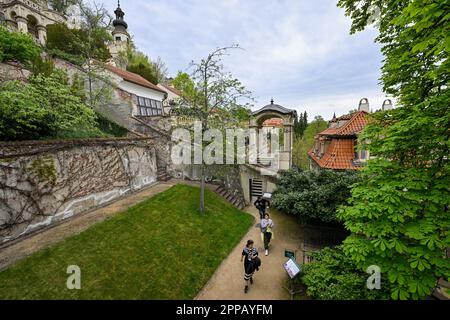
[119,81,166,102]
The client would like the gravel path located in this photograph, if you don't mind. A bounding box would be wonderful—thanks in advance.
[196,206,303,300]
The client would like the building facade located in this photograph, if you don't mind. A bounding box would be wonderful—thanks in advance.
[0,0,66,45]
[308,98,393,171]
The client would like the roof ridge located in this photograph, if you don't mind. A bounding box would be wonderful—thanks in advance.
[335,111,367,135]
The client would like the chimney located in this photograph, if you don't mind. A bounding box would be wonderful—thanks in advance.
[382,99,393,111]
[358,98,370,113]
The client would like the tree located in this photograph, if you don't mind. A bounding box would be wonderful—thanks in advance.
[0,26,41,65]
[292,115,327,169]
[301,246,390,300]
[171,46,252,214]
[337,0,450,299]
[0,70,98,141]
[272,169,360,224]
[48,0,78,14]
[124,47,169,84]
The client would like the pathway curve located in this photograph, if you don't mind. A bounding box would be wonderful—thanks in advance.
[196,205,303,300]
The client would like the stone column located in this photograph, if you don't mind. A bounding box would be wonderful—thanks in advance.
[37,25,46,45]
[16,16,28,33]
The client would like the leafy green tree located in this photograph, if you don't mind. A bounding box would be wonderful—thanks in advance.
[337,0,450,299]
[272,169,360,224]
[0,70,98,141]
[124,47,168,84]
[0,26,41,65]
[127,62,158,84]
[301,246,390,300]
[292,115,327,169]
[171,46,253,214]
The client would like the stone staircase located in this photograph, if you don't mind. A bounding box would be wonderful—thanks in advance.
[157,167,171,182]
[215,185,246,210]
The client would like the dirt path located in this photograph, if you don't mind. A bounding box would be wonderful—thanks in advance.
[0,182,175,271]
[196,206,303,300]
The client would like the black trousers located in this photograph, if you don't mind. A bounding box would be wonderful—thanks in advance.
[263,232,272,250]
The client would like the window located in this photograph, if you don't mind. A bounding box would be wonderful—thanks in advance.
[137,96,163,117]
[116,37,121,41]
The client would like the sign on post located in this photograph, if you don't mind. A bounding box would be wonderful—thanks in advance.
[283,258,301,279]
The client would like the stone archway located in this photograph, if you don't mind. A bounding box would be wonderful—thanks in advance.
[249,100,297,171]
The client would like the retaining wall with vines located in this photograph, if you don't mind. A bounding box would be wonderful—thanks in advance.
[0,138,159,245]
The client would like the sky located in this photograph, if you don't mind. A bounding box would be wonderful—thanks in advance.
[103,0,389,121]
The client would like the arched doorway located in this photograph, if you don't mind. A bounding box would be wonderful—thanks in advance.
[26,15,38,39]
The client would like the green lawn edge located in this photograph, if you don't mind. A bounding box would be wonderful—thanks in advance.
[0,184,254,300]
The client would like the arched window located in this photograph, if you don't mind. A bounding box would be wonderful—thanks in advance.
[26,15,38,39]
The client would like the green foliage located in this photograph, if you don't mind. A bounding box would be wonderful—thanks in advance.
[95,113,129,138]
[0,70,99,141]
[272,169,360,223]
[127,62,158,84]
[29,156,57,185]
[172,71,198,100]
[292,115,328,170]
[337,0,450,299]
[294,111,308,137]
[31,55,55,77]
[301,246,390,300]
[0,26,41,65]
[0,184,254,299]
[46,23,111,65]
[125,48,168,85]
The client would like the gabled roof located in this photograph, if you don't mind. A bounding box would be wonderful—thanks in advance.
[105,64,167,94]
[320,111,368,137]
[308,139,357,170]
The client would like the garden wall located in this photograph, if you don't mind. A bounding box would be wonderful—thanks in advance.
[0,138,158,245]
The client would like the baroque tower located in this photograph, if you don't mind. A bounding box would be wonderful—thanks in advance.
[108,1,130,68]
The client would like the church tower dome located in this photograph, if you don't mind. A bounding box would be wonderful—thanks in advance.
[112,0,130,43]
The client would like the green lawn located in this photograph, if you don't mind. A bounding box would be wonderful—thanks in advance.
[0,184,254,300]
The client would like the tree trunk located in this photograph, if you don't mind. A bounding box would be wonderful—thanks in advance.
[200,164,206,215]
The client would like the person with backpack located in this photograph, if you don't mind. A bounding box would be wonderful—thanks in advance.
[254,197,269,219]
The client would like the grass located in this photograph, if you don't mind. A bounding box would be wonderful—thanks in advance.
[0,184,254,300]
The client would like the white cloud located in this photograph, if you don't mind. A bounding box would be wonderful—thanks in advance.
[103,0,389,120]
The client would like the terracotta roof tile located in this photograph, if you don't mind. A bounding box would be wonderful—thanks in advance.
[105,64,168,94]
[319,111,368,137]
[308,139,358,170]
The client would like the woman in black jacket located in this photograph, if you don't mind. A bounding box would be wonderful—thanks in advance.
[240,239,261,293]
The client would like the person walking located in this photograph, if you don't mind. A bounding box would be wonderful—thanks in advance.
[254,197,269,219]
[260,213,274,256]
[240,240,261,294]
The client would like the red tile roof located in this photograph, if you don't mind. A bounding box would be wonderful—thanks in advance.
[308,111,369,170]
[105,64,168,94]
[308,139,357,170]
[320,111,368,137]
[263,118,284,127]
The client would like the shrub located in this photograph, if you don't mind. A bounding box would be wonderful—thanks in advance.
[0,26,41,65]
[46,23,111,65]
[0,70,99,141]
[301,246,390,300]
[272,169,359,223]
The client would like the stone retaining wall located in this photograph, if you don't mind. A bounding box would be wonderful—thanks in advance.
[0,138,158,244]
